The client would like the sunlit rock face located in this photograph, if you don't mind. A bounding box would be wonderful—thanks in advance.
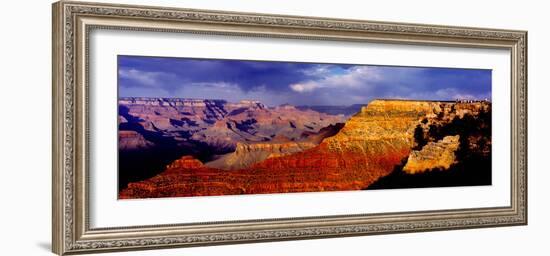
[204,141,317,171]
[403,135,460,174]
[119,99,492,199]
[204,123,344,170]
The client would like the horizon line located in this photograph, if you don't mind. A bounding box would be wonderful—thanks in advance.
[118,96,491,105]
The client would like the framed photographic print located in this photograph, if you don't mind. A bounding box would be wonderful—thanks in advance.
[52,1,527,255]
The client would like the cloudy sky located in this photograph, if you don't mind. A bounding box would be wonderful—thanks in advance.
[118,55,491,107]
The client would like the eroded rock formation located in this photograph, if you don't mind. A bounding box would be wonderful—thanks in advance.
[118,97,347,190]
[118,97,346,151]
[204,123,344,170]
[403,135,460,174]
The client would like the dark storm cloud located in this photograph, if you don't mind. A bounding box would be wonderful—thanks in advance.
[118,55,491,106]
[118,55,319,93]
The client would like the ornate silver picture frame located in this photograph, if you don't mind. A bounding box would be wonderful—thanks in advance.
[52,1,527,255]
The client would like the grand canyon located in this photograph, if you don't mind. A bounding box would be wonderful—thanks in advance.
[118,97,491,199]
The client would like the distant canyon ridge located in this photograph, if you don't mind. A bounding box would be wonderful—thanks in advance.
[118,97,492,198]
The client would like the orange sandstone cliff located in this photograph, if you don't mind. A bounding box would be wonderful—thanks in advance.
[403,135,460,174]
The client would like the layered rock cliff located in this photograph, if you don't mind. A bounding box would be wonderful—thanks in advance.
[403,135,460,174]
[205,141,317,170]
[204,123,344,170]
[119,99,492,199]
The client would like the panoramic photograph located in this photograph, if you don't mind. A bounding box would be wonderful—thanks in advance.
[117,55,492,199]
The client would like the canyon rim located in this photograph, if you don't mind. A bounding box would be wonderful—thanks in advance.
[117,55,492,199]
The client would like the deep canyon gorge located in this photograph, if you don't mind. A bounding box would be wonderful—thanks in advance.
[117,97,491,199]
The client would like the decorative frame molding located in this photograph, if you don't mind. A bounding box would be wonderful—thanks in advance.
[52,1,527,255]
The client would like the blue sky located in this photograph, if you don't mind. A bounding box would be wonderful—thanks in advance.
[118,55,491,106]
